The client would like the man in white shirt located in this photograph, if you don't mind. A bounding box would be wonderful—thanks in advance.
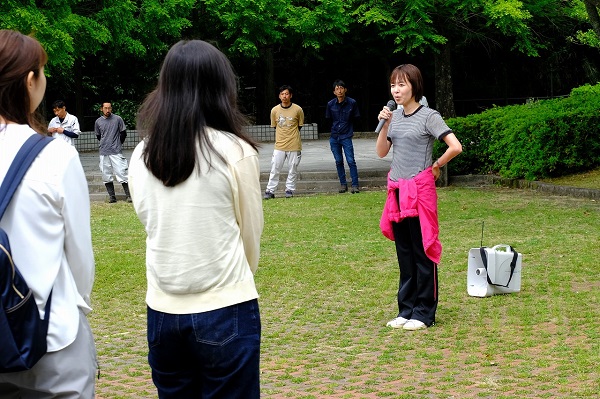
[47,100,80,147]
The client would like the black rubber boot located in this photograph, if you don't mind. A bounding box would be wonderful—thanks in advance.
[122,182,132,203]
[105,182,117,203]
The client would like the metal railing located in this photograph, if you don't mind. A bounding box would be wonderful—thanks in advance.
[75,124,319,152]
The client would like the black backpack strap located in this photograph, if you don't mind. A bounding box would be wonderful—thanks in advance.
[0,135,54,220]
[479,246,519,288]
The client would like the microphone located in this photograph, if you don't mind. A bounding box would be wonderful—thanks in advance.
[375,100,397,133]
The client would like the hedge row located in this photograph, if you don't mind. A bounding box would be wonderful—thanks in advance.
[437,84,600,180]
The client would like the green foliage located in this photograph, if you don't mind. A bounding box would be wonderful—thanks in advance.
[0,1,78,71]
[204,0,351,57]
[1,0,593,133]
[139,0,195,40]
[353,0,447,54]
[573,28,600,47]
[0,0,194,75]
[354,0,552,56]
[112,99,140,130]
[443,84,600,179]
[569,0,600,49]
[93,99,139,129]
[287,0,352,50]
[91,0,195,57]
[483,0,539,55]
[435,108,504,176]
[566,0,600,48]
[203,0,287,57]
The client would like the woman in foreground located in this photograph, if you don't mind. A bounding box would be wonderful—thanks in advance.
[0,30,96,397]
[128,40,264,398]
[376,64,462,331]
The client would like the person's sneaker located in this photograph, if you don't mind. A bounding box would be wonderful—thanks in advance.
[339,185,348,193]
[403,319,427,330]
[285,190,294,198]
[108,196,117,203]
[351,186,360,194]
[386,316,409,328]
[125,196,132,203]
[264,191,275,200]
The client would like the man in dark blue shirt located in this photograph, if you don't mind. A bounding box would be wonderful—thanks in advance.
[325,80,361,193]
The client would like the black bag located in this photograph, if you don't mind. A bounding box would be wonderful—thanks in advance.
[0,134,54,373]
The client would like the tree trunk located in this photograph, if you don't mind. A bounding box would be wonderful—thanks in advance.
[583,1,600,41]
[74,61,85,130]
[433,43,456,187]
[434,43,456,119]
[256,45,274,125]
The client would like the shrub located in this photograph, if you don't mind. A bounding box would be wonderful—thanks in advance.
[439,83,600,180]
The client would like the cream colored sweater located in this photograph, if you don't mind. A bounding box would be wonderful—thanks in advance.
[129,128,263,314]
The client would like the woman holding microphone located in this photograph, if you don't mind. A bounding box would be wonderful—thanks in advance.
[376,64,462,331]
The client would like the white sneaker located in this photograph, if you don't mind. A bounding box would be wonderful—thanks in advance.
[386,316,409,328]
[403,319,427,330]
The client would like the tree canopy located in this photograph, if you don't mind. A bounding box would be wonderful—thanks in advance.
[1,0,598,130]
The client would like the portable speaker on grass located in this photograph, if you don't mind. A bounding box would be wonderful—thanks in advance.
[467,244,522,298]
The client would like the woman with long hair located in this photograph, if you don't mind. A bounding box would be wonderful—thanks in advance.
[0,30,96,397]
[376,64,462,331]
[129,40,263,398]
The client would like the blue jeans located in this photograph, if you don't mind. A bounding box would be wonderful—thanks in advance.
[147,299,261,399]
[330,136,359,187]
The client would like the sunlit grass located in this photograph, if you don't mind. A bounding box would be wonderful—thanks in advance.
[541,167,600,189]
[90,188,599,398]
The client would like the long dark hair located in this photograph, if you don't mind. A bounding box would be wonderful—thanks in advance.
[136,40,258,187]
[0,30,48,134]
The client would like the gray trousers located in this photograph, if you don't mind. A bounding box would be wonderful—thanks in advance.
[0,310,97,399]
[100,153,129,183]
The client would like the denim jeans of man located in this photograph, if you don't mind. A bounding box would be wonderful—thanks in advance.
[147,299,261,399]
[329,135,359,187]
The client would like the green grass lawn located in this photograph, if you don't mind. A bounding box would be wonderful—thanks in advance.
[90,187,599,398]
